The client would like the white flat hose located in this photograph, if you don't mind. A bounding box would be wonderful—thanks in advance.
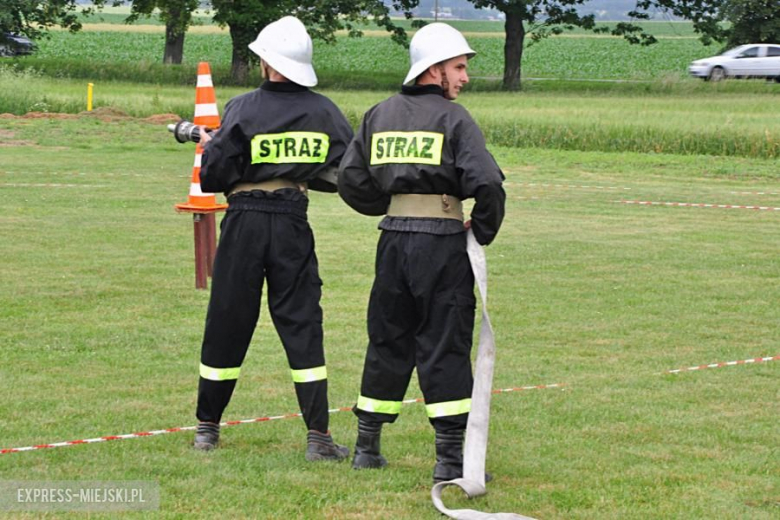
[431,229,537,520]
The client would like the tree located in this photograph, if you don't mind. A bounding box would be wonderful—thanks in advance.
[609,1,725,45]
[721,0,780,47]
[464,1,598,90]
[126,0,200,64]
[457,0,737,90]
[613,1,779,48]
[0,0,196,65]
[0,0,92,40]
[209,0,412,84]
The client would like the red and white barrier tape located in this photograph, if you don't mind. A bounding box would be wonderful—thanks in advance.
[0,384,563,455]
[619,200,780,211]
[667,355,779,374]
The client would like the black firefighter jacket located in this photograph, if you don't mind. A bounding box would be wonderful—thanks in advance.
[338,84,505,245]
[200,81,354,194]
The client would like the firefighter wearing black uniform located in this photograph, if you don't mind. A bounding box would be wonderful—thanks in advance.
[337,23,506,482]
[192,16,353,461]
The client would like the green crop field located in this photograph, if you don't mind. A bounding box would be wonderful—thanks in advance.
[0,14,778,519]
[16,28,714,85]
[74,9,703,38]
[6,17,725,88]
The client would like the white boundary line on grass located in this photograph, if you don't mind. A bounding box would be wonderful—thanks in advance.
[667,355,780,374]
[730,191,779,196]
[0,183,106,188]
[3,171,155,178]
[0,384,564,455]
[506,182,632,191]
[618,200,780,211]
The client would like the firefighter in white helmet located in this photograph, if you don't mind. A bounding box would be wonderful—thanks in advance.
[338,23,506,482]
[192,16,352,461]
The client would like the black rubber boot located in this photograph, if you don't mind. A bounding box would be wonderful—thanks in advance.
[193,422,220,451]
[305,430,350,461]
[352,419,388,469]
[433,429,464,483]
[432,429,493,483]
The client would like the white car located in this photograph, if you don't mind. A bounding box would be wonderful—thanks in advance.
[689,44,780,82]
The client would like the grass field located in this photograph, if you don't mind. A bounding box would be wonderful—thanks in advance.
[0,108,778,518]
[2,69,778,159]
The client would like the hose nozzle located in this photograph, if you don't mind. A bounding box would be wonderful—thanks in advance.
[168,120,204,143]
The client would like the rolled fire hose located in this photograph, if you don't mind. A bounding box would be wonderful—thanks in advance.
[431,229,537,520]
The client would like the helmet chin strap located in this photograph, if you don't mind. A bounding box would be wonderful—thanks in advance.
[437,64,454,100]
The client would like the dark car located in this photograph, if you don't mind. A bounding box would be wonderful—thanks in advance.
[0,33,37,57]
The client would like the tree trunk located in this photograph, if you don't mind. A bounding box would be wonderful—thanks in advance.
[229,25,254,85]
[503,9,526,91]
[230,47,250,85]
[164,20,185,64]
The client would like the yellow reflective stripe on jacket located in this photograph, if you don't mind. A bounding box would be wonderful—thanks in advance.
[425,398,471,418]
[356,395,403,415]
[251,132,330,164]
[199,363,241,381]
[370,131,444,166]
[291,366,327,383]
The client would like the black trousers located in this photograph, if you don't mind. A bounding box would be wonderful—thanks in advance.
[196,197,329,432]
[354,231,476,432]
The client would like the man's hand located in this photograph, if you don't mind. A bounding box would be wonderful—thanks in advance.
[464,219,472,230]
[198,126,214,145]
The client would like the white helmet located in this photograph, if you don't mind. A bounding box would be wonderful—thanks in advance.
[248,16,317,87]
[403,23,476,85]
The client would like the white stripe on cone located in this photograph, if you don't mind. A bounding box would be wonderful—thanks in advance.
[194,103,219,118]
[196,75,214,88]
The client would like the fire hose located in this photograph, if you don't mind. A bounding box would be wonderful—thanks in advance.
[431,229,537,520]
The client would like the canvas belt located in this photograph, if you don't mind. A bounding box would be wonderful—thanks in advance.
[229,179,308,197]
[386,194,464,221]
[430,229,537,520]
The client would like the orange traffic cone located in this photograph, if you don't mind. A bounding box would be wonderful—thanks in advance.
[175,62,228,213]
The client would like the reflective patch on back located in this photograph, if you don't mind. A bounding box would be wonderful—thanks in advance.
[370,131,444,166]
[251,132,330,164]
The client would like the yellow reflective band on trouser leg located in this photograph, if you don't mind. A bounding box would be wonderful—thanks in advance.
[290,365,328,383]
[199,363,241,381]
[425,398,472,418]
[356,395,403,415]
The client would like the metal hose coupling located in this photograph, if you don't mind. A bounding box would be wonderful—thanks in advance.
[167,120,207,143]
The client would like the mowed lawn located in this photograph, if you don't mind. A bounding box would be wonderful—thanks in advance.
[0,114,778,519]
